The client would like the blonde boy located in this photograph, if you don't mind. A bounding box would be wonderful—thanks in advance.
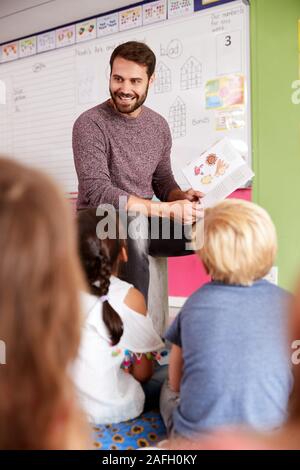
[160,199,293,438]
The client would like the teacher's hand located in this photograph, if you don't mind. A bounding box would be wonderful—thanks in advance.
[184,188,205,202]
[162,200,204,225]
[168,188,205,202]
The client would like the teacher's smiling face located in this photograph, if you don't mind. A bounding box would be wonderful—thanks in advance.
[109,56,154,118]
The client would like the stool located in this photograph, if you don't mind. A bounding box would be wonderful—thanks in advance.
[147,256,169,336]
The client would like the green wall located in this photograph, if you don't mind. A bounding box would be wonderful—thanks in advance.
[251,0,300,290]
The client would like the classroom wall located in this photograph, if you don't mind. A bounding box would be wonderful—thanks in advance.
[1,0,299,294]
[0,0,137,44]
[251,0,300,291]
[171,0,300,297]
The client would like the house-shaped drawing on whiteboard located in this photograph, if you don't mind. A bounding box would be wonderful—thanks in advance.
[181,56,202,90]
[168,96,186,139]
[154,61,172,94]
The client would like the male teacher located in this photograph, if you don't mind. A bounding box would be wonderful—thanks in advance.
[73,41,203,302]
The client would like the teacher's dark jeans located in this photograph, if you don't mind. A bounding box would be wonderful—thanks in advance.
[119,213,193,304]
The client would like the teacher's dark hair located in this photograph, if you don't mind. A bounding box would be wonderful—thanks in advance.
[110,41,156,79]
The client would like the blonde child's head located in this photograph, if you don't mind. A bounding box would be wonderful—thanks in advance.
[195,198,277,286]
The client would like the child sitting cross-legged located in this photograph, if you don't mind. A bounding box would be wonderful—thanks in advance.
[72,209,164,424]
[160,198,293,440]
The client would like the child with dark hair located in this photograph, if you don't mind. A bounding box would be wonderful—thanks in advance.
[72,209,163,424]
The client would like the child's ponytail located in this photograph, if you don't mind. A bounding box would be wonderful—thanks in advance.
[77,209,125,346]
[91,246,124,346]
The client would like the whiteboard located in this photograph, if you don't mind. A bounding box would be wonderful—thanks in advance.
[0,0,251,194]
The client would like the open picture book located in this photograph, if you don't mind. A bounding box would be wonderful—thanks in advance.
[182,138,254,208]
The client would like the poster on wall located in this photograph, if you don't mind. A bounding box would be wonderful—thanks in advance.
[0,42,19,62]
[194,0,236,10]
[19,36,37,58]
[215,107,245,131]
[76,19,97,43]
[168,0,194,19]
[97,13,119,37]
[119,6,143,31]
[37,31,56,53]
[56,25,75,48]
[205,74,245,109]
[143,0,167,25]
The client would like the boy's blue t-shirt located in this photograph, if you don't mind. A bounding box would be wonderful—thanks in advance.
[165,279,293,438]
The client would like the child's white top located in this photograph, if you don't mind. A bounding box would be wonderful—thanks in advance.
[72,275,164,424]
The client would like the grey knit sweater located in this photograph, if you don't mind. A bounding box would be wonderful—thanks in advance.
[72,100,179,209]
